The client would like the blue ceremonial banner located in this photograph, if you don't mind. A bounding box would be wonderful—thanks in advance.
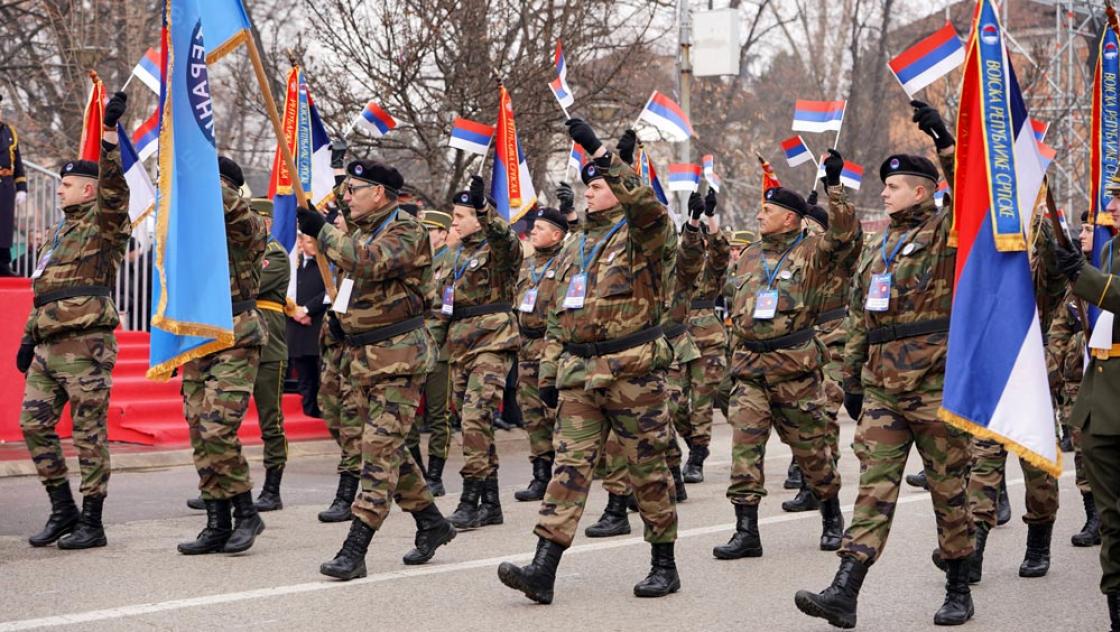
[202,0,252,63]
[147,0,234,380]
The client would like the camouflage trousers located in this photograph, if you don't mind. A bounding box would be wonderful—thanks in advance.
[451,352,512,481]
[348,373,436,529]
[716,369,732,419]
[517,359,555,463]
[405,359,454,461]
[1062,382,1091,494]
[20,330,117,497]
[685,345,726,448]
[182,344,261,500]
[535,373,677,547]
[253,359,287,470]
[968,437,1059,527]
[726,373,840,505]
[840,387,974,566]
[318,344,361,476]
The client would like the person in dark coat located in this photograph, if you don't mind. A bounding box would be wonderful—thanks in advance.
[287,232,327,417]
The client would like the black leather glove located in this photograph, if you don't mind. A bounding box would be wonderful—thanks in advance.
[617,129,637,165]
[704,189,717,216]
[807,190,819,207]
[1054,239,1086,283]
[327,312,345,341]
[566,118,602,155]
[556,182,575,214]
[688,191,704,221]
[103,91,128,127]
[330,139,348,169]
[910,100,954,150]
[540,386,559,409]
[823,149,844,188]
[469,175,486,211]
[297,203,326,238]
[16,341,34,374]
[843,392,864,421]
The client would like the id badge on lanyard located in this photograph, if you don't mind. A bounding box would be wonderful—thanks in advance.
[30,249,53,280]
[753,289,778,320]
[518,288,538,313]
[563,273,588,310]
[440,286,454,316]
[865,273,892,312]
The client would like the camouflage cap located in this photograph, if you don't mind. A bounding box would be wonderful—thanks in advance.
[249,197,273,218]
[422,209,452,230]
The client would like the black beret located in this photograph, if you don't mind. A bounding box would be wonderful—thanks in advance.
[806,205,828,230]
[533,206,568,233]
[451,191,472,208]
[218,156,244,188]
[1081,210,1090,223]
[763,186,809,217]
[398,203,419,217]
[347,159,404,193]
[879,154,939,184]
[580,161,605,186]
[59,159,98,179]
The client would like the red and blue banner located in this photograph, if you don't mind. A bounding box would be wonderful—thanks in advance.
[635,145,669,206]
[887,22,965,97]
[638,90,695,141]
[1088,19,1120,329]
[490,84,536,223]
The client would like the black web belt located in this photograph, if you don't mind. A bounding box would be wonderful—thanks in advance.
[521,325,546,340]
[345,316,425,347]
[664,323,688,340]
[815,307,847,326]
[867,318,950,344]
[563,325,664,358]
[33,285,111,308]
[690,299,717,309]
[450,303,512,322]
[741,327,815,353]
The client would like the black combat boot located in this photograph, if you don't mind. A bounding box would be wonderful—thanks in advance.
[794,556,869,629]
[782,480,821,513]
[318,472,359,523]
[905,469,929,489]
[784,460,802,490]
[931,521,988,584]
[28,481,79,547]
[254,467,284,512]
[626,493,639,513]
[320,518,375,580]
[177,499,232,555]
[448,478,484,530]
[1072,492,1101,547]
[479,475,504,526]
[933,558,975,625]
[996,478,1011,526]
[58,495,107,550]
[186,496,205,510]
[819,495,844,551]
[515,455,552,502]
[682,445,709,484]
[426,456,447,498]
[1018,522,1053,578]
[409,444,425,473]
[403,503,457,565]
[584,493,631,538]
[713,504,762,559]
[497,537,567,604]
[671,466,687,502]
[1108,593,1120,632]
[634,542,681,598]
[223,491,265,553]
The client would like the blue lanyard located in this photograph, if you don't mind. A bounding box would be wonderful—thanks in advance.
[364,209,399,245]
[761,233,804,288]
[530,255,557,286]
[578,218,627,273]
[880,229,912,271]
[49,217,65,251]
[453,240,488,282]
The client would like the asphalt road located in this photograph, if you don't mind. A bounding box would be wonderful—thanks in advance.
[0,421,1106,631]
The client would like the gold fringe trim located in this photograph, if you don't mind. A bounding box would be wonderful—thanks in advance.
[993,232,1026,253]
[145,334,234,382]
[938,407,1063,478]
[204,30,249,65]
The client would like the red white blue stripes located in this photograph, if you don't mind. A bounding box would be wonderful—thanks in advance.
[568,142,588,174]
[549,41,574,110]
[354,101,396,137]
[887,22,965,97]
[638,90,695,141]
[667,163,702,192]
[779,135,814,167]
[131,47,162,94]
[791,100,846,133]
[702,154,721,192]
[815,156,863,190]
[448,117,494,156]
[131,106,160,162]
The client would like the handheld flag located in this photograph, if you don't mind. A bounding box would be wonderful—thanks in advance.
[887,22,965,97]
[940,0,1059,477]
[549,41,575,112]
[815,156,863,190]
[79,72,107,161]
[568,142,589,175]
[117,122,155,227]
[791,99,846,134]
[448,117,494,156]
[1037,141,1057,173]
[758,153,781,193]
[637,91,695,142]
[702,154,721,193]
[934,180,950,208]
[489,84,537,222]
[148,0,235,380]
[1086,8,1120,328]
[667,163,702,193]
[354,100,397,137]
[202,0,252,63]
[1030,118,1049,143]
[132,106,160,162]
[130,47,162,94]
[635,145,669,205]
[780,135,814,168]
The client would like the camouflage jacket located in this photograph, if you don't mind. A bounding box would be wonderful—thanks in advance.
[430,207,522,361]
[426,244,452,362]
[1047,288,1086,385]
[665,224,705,365]
[23,141,130,343]
[319,185,356,352]
[516,239,564,360]
[223,185,268,349]
[257,238,290,363]
[814,217,864,351]
[727,184,858,383]
[843,153,955,396]
[1029,211,1067,335]
[540,153,672,390]
[687,228,731,351]
[318,200,436,382]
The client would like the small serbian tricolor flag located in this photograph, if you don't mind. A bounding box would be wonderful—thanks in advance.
[791,99,846,133]
[1030,118,1049,143]
[635,145,669,206]
[568,142,589,174]
[132,106,160,162]
[549,40,575,110]
[354,101,396,137]
[638,90,695,141]
[780,135,814,168]
[118,121,156,227]
[448,117,494,156]
[934,180,950,208]
[702,154,721,193]
[1037,141,1057,173]
[131,47,162,94]
[940,0,1059,478]
[815,156,863,190]
[887,22,965,97]
[667,163,702,193]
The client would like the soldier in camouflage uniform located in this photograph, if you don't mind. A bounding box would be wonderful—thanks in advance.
[796,101,975,627]
[19,92,130,550]
[430,176,523,530]
[498,119,679,603]
[512,206,568,502]
[177,157,268,556]
[299,159,455,580]
[716,230,755,419]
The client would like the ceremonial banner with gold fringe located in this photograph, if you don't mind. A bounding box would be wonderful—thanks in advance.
[202,0,252,64]
[489,84,536,223]
[78,72,107,161]
[1087,9,1120,328]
